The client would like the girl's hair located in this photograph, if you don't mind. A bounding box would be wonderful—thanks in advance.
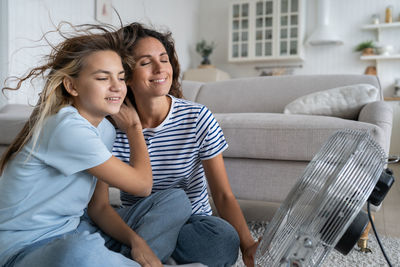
[0,23,133,174]
[118,22,183,104]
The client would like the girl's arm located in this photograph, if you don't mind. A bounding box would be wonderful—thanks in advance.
[203,154,259,267]
[88,100,152,197]
[87,180,161,266]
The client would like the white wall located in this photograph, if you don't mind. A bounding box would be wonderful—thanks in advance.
[198,0,400,98]
[0,0,9,109]
[2,0,200,105]
[113,0,201,73]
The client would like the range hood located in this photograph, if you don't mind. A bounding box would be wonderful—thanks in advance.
[307,0,343,46]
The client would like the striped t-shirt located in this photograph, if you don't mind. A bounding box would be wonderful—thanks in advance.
[112,95,228,215]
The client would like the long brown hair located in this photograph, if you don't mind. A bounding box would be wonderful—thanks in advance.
[0,22,133,174]
[118,22,183,105]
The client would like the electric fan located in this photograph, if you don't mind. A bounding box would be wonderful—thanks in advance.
[255,129,394,267]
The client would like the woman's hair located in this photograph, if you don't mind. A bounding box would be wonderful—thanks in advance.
[0,23,133,174]
[118,22,183,103]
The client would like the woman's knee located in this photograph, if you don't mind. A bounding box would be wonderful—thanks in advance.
[201,216,240,249]
[175,216,240,266]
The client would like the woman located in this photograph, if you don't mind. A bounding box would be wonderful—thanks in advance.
[113,23,259,267]
[0,23,191,267]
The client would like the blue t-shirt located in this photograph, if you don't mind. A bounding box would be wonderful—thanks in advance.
[0,106,115,265]
[113,96,228,215]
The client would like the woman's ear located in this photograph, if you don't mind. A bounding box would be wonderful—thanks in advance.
[63,77,78,97]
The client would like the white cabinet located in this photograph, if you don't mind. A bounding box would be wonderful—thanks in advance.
[228,0,305,62]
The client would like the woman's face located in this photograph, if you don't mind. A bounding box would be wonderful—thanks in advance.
[128,37,173,98]
[69,50,126,125]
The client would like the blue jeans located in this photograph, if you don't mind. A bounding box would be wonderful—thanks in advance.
[172,215,240,267]
[5,188,191,267]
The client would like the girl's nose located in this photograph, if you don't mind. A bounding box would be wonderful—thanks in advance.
[110,77,123,91]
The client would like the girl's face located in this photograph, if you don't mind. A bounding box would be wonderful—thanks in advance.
[128,37,173,98]
[68,50,126,126]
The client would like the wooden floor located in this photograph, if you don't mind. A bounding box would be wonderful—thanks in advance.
[374,162,400,238]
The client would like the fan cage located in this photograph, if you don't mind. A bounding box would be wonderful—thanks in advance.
[255,129,386,267]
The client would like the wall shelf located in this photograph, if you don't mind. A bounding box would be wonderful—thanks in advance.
[360,22,400,65]
[360,54,400,60]
[384,97,400,101]
[362,22,400,30]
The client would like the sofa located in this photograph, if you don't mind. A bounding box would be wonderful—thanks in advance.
[0,74,393,223]
[181,74,393,221]
[0,104,34,156]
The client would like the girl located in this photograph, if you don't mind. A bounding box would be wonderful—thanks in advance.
[0,24,191,267]
[113,23,259,267]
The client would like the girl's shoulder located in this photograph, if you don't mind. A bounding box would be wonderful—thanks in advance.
[44,106,98,140]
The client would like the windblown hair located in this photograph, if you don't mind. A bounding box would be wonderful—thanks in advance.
[118,22,183,103]
[0,22,134,174]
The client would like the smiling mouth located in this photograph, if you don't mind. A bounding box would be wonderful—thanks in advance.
[150,78,166,83]
[105,97,121,101]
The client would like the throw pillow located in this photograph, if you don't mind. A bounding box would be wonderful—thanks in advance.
[283,84,380,119]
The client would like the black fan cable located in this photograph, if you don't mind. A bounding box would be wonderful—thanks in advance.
[367,201,393,267]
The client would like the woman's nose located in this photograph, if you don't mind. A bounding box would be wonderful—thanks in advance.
[153,61,164,73]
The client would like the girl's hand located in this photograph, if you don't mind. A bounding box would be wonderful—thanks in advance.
[130,235,162,267]
[111,98,141,132]
[242,239,260,267]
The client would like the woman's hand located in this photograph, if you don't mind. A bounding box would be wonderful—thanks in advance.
[242,239,260,267]
[111,98,141,132]
[130,235,162,267]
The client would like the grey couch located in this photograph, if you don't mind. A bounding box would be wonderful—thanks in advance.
[181,74,393,221]
[0,75,393,223]
[0,104,34,156]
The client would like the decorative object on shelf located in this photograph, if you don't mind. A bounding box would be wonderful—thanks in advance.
[364,66,377,76]
[371,14,380,24]
[385,5,393,23]
[196,39,216,67]
[354,40,376,56]
[394,79,400,97]
[376,44,394,56]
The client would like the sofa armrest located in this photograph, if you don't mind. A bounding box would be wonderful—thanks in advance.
[358,101,393,153]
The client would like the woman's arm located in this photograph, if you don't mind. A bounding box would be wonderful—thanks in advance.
[88,100,152,196]
[87,180,161,266]
[203,154,259,267]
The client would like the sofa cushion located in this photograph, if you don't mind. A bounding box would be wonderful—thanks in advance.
[217,113,382,161]
[283,84,379,119]
[0,104,34,144]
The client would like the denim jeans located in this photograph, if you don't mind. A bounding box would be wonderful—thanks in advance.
[172,215,240,267]
[5,188,192,267]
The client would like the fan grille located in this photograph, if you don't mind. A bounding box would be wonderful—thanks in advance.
[255,129,386,266]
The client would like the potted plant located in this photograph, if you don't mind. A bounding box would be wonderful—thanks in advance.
[196,39,216,66]
[354,40,376,56]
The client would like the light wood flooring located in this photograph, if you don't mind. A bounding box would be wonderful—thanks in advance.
[374,162,400,238]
